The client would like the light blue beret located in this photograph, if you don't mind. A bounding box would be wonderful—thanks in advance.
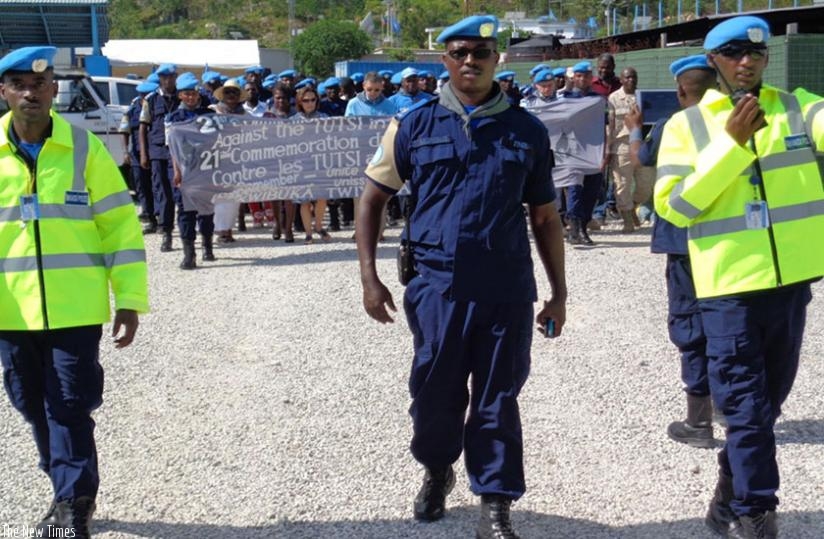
[244,65,264,74]
[0,46,57,77]
[278,69,296,78]
[202,70,222,84]
[400,67,419,79]
[219,75,229,83]
[704,16,770,50]
[175,72,199,91]
[324,77,340,88]
[530,64,549,76]
[136,81,158,94]
[379,70,394,78]
[418,70,432,78]
[262,74,278,89]
[390,72,403,85]
[533,69,554,83]
[552,67,567,78]
[350,72,364,83]
[669,55,714,78]
[437,15,498,43]
[234,76,246,86]
[147,73,160,84]
[495,70,516,81]
[572,61,592,73]
[438,71,449,81]
[156,63,177,76]
[317,83,327,94]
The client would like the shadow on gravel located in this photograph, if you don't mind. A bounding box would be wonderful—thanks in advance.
[94,509,824,539]
[569,240,653,249]
[206,245,399,268]
[775,418,824,445]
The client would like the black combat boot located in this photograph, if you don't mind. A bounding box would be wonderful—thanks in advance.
[180,240,196,270]
[36,497,95,539]
[142,217,158,234]
[705,470,735,535]
[476,495,520,539]
[579,221,595,245]
[727,511,777,539]
[413,465,455,522]
[566,219,584,245]
[667,394,715,448]
[201,234,216,261]
[160,231,173,252]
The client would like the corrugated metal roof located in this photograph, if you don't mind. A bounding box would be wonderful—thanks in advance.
[0,2,108,49]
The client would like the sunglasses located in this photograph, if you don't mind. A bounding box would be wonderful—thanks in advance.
[714,45,767,60]
[301,98,318,103]
[222,88,240,95]
[446,47,495,61]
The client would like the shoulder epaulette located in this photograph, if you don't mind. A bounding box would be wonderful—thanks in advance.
[395,94,438,121]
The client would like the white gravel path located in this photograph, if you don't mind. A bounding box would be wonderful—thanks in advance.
[1,221,822,538]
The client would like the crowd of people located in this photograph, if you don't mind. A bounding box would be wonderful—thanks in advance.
[120,48,659,271]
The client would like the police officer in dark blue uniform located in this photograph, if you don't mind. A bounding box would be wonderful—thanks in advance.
[165,72,216,269]
[139,63,179,252]
[627,55,721,450]
[119,79,157,228]
[564,61,606,245]
[356,15,567,539]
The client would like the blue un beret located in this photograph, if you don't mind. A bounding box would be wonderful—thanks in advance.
[0,46,57,78]
[156,63,177,76]
[147,73,160,84]
[278,69,296,78]
[202,70,222,84]
[350,72,364,83]
[136,81,159,94]
[294,78,315,90]
[244,65,264,75]
[669,55,714,78]
[324,77,340,88]
[390,72,403,85]
[379,70,394,78]
[262,74,278,89]
[437,15,498,44]
[530,64,549,76]
[552,67,567,78]
[317,83,327,94]
[533,69,554,84]
[495,70,516,82]
[704,16,770,50]
[438,71,449,81]
[175,72,199,91]
[418,70,432,78]
[572,61,592,74]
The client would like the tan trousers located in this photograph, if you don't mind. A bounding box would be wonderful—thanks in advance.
[610,153,654,212]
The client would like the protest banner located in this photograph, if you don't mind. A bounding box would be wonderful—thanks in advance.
[167,114,391,214]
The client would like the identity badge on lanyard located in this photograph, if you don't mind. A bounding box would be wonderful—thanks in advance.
[745,200,770,229]
[20,194,41,221]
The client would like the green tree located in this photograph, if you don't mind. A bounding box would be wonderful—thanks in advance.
[292,19,372,76]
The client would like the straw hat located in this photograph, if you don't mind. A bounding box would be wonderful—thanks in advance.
[213,78,249,102]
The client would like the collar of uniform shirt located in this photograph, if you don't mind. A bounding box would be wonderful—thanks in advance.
[438,81,509,136]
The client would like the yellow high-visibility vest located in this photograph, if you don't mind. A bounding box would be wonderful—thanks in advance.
[0,111,149,330]
[655,86,824,298]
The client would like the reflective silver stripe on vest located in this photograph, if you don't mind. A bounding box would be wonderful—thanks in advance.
[688,199,824,239]
[684,106,710,151]
[0,204,93,222]
[668,181,702,219]
[770,199,824,225]
[104,249,146,268]
[758,149,818,173]
[689,215,748,239]
[0,249,145,273]
[92,191,134,215]
[778,92,805,135]
[70,125,89,192]
[657,164,694,180]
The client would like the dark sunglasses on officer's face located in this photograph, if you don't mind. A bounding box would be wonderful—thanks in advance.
[714,44,767,60]
[446,47,495,61]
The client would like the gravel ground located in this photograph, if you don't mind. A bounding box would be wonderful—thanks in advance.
[1,220,822,539]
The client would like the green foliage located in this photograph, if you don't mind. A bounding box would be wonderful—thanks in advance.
[292,20,372,76]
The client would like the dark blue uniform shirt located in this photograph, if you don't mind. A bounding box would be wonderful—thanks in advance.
[366,93,556,303]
